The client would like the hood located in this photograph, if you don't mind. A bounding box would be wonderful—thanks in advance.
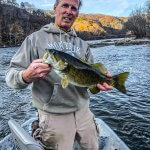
[41,23,77,37]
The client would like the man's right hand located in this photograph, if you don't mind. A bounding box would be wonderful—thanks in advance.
[22,59,51,83]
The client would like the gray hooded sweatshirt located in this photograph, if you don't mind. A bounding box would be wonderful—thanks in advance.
[5,23,93,114]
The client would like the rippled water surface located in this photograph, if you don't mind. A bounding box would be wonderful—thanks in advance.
[0,44,150,150]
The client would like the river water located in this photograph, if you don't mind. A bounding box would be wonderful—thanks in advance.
[0,44,150,150]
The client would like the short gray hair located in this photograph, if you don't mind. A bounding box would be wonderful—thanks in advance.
[54,0,82,10]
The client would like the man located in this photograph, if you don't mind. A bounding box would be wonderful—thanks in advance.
[5,0,112,149]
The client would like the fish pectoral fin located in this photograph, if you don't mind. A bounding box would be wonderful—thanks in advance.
[56,60,68,70]
[61,77,69,88]
[88,86,100,94]
[91,63,107,74]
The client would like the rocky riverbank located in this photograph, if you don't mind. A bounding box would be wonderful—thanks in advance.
[88,38,150,48]
[114,38,150,46]
[1,38,149,48]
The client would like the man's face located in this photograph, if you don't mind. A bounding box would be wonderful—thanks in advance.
[54,0,79,31]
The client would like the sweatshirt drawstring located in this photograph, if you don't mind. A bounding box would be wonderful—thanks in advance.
[57,27,81,58]
[59,28,62,43]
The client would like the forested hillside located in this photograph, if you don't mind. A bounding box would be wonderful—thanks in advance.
[73,14,127,39]
[0,3,128,47]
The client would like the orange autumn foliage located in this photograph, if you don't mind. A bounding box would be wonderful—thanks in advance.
[72,14,127,36]
[73,16,106,36]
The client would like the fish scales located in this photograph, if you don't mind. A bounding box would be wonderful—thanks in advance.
[61,64,103,86]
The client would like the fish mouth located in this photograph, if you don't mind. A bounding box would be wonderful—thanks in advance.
[43,49,56,65]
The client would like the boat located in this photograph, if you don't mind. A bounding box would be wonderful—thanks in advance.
[0,118,130,150]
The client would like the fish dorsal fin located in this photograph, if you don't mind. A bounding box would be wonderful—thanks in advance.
[67,58,92,70]
[91,63,107,74]
[56,50,92,70]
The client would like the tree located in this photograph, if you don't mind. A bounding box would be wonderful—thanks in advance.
[145,0,150,10]
[12,0,16,4]
[145,0,150,37]
[22,2,35,8]
[0,22,2,45]
[7,0,11,4]
[36,9,44,16]
[124,7,147,38]
[124,1,150,38]
[20,2,25,8]
[10,22,24,45]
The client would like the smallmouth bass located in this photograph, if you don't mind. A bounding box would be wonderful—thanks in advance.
[43,49,129,94]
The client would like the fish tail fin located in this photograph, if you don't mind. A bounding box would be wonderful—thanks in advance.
[112,72,129,94]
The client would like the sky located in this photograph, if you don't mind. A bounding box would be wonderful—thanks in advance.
[16,0,148,17]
